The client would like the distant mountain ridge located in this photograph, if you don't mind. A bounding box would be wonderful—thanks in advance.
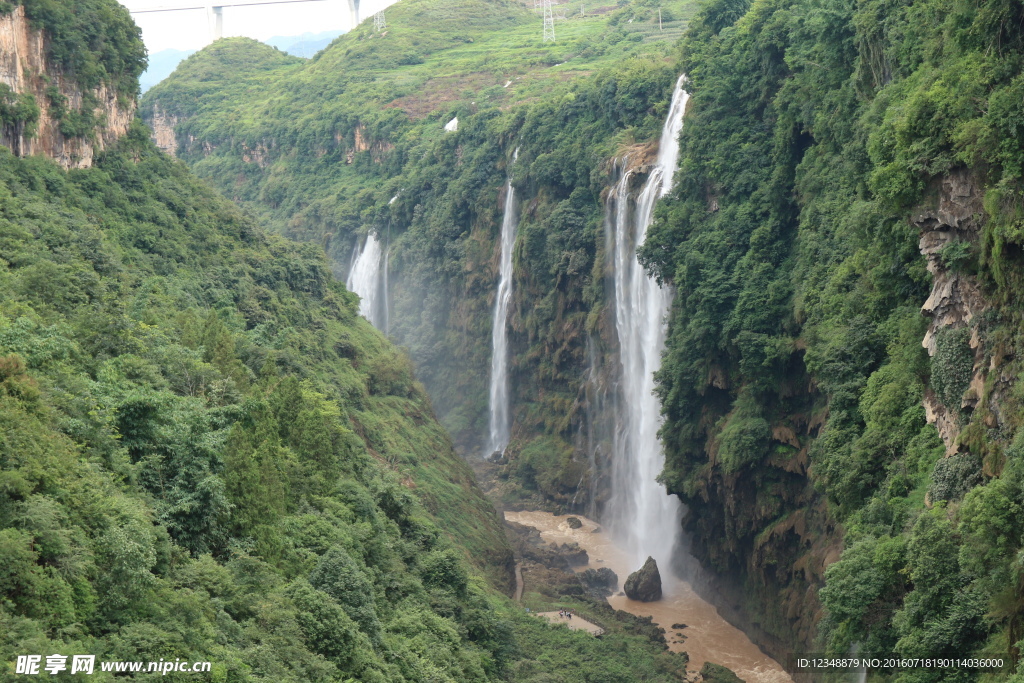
[265,29,344,58]
[139,30,344,93]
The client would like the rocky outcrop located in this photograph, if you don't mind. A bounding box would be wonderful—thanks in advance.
[624,556,662,602]
[913,170,998,453]
[506,521,589,566]
[344,124,394,164]
[0,6,133,168]
[149,103,179,156]
[578,567,617,597]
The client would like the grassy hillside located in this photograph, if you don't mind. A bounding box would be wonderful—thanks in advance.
[0,120,517,679]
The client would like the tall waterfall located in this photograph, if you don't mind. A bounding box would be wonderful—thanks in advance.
[382,243,390,335]
[346,233,386,329]
[485,150,519,458]
[607,75,689,570]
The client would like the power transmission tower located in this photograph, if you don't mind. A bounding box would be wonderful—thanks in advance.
[373,10,386,31]
[542,0,555,42]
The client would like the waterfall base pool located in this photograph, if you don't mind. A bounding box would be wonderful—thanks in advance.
[506,510,793,683]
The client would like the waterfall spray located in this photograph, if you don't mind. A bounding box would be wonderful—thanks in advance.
[346,233,386,329]
[485,149,519,458]
[607,75,689,571]
[383,223,392,335]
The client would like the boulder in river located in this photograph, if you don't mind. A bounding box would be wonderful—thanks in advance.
[623,556,662,602]
[566,516,583,529]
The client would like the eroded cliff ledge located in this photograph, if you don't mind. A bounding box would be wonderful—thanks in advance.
[914,170,1009,457]
[0,6,133,169]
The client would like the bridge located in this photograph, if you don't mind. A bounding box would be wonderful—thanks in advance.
[126,0,360,42]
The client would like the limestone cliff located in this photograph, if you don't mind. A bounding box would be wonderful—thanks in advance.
[913,171,1010,457]
[148,103,179,157]
[0,6,133,168]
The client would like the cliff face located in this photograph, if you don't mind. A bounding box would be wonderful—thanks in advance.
[148,102,179,156]
[0,6,133,168]
[915,172,993,454]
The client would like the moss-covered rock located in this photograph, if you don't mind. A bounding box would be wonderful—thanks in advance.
[624,556,662,602]
[699,662,745,683]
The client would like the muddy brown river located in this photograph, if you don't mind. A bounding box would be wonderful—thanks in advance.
[505,510,793,682]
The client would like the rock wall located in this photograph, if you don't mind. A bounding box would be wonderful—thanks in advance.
[149,103,179,157]
[914,171,1001,455]
[0,6,133,168]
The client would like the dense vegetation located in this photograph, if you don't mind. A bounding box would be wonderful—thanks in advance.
[142,0,697,504]
[638,0,1024,677]
[0,115,695,682]
[142,0,1024,676]
[2,0,145,97]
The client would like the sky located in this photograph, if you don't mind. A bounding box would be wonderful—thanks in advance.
[119,0,373,53]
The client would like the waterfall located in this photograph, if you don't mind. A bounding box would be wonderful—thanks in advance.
[485,149,519,458]
[583,334,612,519]
[346,233,386,329]
[382,244,390,335]
[607,75,689,570]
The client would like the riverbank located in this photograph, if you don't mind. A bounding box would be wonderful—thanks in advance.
[506,510,793,683]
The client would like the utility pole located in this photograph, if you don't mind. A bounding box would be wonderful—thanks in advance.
[542,0,555,42]
[659,8,662,30]
[373,9,385,31]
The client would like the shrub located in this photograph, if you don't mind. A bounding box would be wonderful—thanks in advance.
[931,327,973,410]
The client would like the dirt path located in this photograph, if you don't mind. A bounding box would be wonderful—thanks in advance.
[514,562,524,602]
[535,611,604,636]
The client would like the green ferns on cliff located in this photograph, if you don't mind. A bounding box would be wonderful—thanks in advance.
[640,0,1024,677]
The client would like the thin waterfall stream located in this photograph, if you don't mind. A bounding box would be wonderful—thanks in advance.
[346,233,386,329]
[485,149,519,458]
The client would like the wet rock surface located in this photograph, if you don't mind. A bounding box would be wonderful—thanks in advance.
[579,567,618,597]
[624,556,662,602]
[506,521,589,566]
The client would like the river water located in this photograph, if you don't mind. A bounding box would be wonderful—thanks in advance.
[505,510,792,683]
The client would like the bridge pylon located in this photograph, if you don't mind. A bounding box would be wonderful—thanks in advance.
[206,3,224,40]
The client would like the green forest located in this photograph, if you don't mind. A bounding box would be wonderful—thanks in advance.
[144,0,1024,676]
[641,0,1024,677]
[6,0,1024,678]
[0,1,694,681]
